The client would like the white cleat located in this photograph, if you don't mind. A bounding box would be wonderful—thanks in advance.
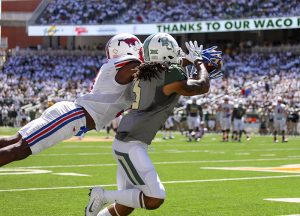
[85,187,107,216]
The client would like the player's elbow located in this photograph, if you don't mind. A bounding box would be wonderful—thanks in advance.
[202,82,210,93]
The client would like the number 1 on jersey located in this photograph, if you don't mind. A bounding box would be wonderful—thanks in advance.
[132,80,141,109]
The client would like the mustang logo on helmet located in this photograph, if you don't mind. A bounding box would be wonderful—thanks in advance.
[106,33,143,60]
[118,38,140,47]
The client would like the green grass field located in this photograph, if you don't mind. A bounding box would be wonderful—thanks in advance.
[1,127,300,216]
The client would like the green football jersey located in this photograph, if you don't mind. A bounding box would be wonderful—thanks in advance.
[116,64,187,145]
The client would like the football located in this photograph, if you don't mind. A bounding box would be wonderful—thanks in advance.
[205,59,223,72]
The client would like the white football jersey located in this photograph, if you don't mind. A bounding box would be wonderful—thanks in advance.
[274,103,287,120]
[75,55,140,131]
[220,103,233,118]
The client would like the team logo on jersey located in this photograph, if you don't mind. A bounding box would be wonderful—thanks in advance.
[118,38,139,47]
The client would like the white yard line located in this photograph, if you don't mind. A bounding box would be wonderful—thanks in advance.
[1,174,300,192]
[35,150,213,157]
[235,153,250,156]
[34,148,300,157]
[7,157,300,169]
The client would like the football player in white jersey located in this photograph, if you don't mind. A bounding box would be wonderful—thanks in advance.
[273,96,288,142]
[219,95,233,141]
[0,33,164,167]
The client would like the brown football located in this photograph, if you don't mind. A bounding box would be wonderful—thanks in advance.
[205,60,223,73]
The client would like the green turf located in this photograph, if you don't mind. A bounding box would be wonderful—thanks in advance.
[1,127,300,216]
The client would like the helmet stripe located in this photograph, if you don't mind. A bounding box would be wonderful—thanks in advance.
[143,34,156,62]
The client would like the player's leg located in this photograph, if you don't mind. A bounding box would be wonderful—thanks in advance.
[242,130,250,140]
[163,127,167,140]
[232,119,238,141]
[0,139,32,166]
[168,129,174,139]
[0,133,22,148]
[187,116,193,141]
[194,117,200,141]
[281,120,288,142]
[220,118,226,141]
[86,140,166,216]
[112,141,165,209]
[274,130,278,142]
[237,120,242,142]
[97,168,135,216]
[273,121,279,142]
[226,129,230,141]
[0,102,87,167]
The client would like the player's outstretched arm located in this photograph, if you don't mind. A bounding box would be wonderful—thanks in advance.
[163,60,210,96]
[115,61,142,84]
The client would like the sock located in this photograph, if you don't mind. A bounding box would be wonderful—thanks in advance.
[104,189,142,209]
[163,131,166,138]
[97,207,112,216]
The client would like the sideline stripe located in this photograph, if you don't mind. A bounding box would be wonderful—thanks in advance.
[9,157,300,169]
[1,174,300,192]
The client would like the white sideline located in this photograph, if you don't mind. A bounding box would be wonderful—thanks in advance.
[8,157,300,169]
[1,174,300,192]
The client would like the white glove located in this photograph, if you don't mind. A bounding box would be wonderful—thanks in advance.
[184,41,203,63]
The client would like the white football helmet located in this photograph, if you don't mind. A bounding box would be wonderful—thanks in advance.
[143,33,181,64]
[105,33,144,61]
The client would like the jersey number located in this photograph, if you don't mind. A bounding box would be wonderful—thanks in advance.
[132,80,141,109]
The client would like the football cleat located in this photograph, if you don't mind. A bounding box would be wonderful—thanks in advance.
[85,187,107,216]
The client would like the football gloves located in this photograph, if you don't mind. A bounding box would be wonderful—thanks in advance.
[183,41,223,79]
[202,46,222,68]
[184,41,203,63]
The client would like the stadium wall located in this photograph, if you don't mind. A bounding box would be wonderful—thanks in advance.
[2,0,41,12]
[2,26,43,48]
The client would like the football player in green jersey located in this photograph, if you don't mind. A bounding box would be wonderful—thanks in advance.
[85,33,222,216]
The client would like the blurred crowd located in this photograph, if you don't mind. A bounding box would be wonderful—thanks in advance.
[0,53,105,127]
[37,0,129,24]
[0,48,300,134]
[36,0,300,24]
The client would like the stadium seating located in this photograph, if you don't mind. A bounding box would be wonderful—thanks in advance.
[36,0,300,24]
[37,0,129,24]
[1,46,299,128]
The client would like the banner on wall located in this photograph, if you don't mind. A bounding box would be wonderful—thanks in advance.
[28,16,300,36]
